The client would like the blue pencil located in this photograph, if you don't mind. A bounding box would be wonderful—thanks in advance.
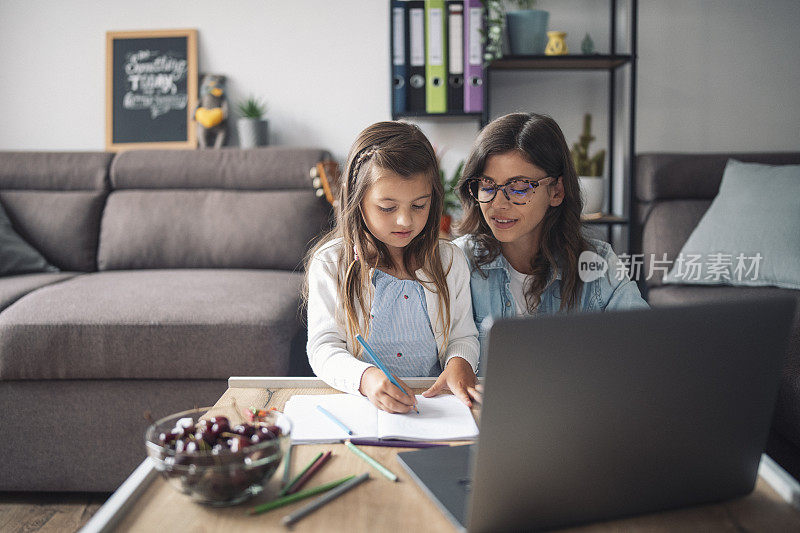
[316,405,353,435]
[355,334,419,413]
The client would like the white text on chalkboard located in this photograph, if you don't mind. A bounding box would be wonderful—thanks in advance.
[123,49,188,118]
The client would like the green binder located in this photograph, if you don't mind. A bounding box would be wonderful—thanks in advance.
[425,0,447,113]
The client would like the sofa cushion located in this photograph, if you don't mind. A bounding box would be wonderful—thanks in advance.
[662,160,800,290]
[642,200,710,287]
[635,152,800,203]
[1,191,107,271]
[0,152,111,190]
[97,190,329,270]
[99,147,332,271]
[110,146,329,189]
[0,270,303,380]
[0,151,111,272]
[0,273,77,312]
[648,285,800,448]
[0,200,58,276]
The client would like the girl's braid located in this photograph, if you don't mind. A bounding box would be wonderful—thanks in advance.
[350,145,380,183]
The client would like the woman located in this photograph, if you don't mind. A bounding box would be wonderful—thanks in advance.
[452,113,648,374]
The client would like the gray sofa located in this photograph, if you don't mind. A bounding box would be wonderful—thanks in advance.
[634,152,800,480]
[0,147,330,492]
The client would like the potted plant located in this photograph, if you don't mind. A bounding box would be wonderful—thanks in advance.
[440,160,465,236]
[482,0,506,63]
[570,114,606,216]
[235,96,268,149]
[504,0,549,55]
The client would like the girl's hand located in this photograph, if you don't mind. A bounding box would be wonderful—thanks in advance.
[359,367,417,413]
[422,357,479,408]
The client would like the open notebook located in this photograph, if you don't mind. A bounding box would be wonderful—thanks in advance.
[283,394,479,444]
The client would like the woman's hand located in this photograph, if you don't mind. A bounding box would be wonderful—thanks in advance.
[422,357,479,407]
[359,367,417,413]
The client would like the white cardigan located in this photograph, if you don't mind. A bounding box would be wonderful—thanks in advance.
[306,238,480,395]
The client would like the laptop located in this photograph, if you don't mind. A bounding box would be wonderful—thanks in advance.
[396,298,796,532]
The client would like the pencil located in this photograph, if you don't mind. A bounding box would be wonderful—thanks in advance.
[355,334,419,414]
[344,440,398,482]
[286,450,332,495]
[281,472,370,526]
[280,451,323,496]
[349,438,448,448]
[281,443,293,488]
[316,405,353,435]
[248,475,355,515]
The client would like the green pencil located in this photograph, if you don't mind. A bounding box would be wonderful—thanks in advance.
[281,443,293,488]
[280,451,323,496]
[344,440,398,482]
[249,475,356,515]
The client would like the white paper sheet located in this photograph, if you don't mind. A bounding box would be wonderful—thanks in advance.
[283,394,478,444]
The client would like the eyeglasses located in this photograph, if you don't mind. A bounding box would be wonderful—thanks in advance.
[466,176,553,205]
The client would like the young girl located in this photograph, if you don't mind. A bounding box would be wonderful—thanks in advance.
[305,121,480,413]
[453,113,648,373]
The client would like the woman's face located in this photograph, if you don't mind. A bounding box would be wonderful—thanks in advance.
[478,150,564,249]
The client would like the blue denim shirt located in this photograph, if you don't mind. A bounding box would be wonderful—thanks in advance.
[453,235,649,374]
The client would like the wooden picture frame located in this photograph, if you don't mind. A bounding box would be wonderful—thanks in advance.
[106,29,198,151]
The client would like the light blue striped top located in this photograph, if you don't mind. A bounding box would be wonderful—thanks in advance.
[367,269,440,377]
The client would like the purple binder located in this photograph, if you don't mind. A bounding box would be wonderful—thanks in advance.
[463,0,484,113]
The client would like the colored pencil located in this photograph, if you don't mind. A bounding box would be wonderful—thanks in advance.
[344,440,398,482]
[316,405,353,435]
[286,450,332,495]
[349,438,448,448]
[248,475,355,515]
[281,472,370,526]
[281,443,293,488]
[280,451,323,496]
[355,334,419,413]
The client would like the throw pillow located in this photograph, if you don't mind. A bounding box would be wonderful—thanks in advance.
[663,159,800,290]
[0,201,58,276]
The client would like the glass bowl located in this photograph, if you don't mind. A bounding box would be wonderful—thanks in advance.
[144,405,291,506]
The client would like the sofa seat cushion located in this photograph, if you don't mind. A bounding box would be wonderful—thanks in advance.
[648,285,800,449]
[0,270,303,380]
[0,272,77,312]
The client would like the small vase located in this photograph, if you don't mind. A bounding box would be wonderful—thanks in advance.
[237,118,268,149]
[506,10,549,55]
[545,31,569,56]
[578,176,604,215]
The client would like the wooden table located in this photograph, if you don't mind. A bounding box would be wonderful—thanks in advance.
[82,377,800,532]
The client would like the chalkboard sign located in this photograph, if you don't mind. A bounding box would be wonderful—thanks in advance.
[106,29,197,151]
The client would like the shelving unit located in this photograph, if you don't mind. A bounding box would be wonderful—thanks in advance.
[390,0,638,251]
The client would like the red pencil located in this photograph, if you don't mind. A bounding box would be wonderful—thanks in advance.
[286,451,333,495]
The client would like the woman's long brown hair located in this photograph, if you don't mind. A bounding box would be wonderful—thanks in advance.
[304,121,451,355]
[455,113,589,312]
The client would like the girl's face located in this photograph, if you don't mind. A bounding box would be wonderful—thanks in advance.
[361,169,433,257]
[478,150,564,248]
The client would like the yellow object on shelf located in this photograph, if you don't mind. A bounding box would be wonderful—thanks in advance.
[194,107,224,128]
[545,31,568,56]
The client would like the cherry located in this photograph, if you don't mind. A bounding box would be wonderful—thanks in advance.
[209,416,229,426]
[233,424,256,438]
[211,420,230,436]
[228,435,249,453]
[195,427,217,446]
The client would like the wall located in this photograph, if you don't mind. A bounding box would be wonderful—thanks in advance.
[0,0,797,171]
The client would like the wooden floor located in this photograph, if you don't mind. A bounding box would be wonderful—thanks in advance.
[0,492,109,533]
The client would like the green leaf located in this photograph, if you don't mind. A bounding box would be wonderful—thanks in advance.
[235,96,267,119]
